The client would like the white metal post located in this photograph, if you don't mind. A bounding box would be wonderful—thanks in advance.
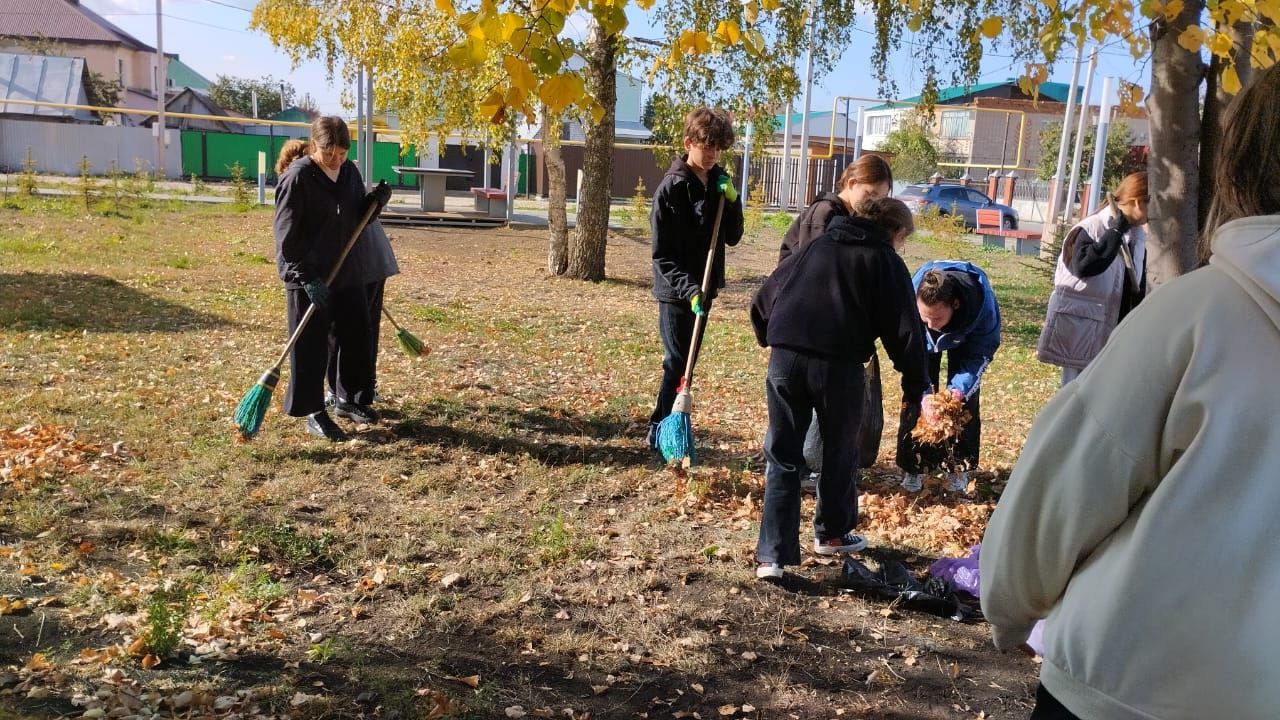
[779,101,793,209]
[1063,50,1098,222]
[1048,38,1084,223]
[1086,76,1116,214]
[155,0,166,178]
[796,1,816,208]
[740,121,752,207]
[365,67,375,190]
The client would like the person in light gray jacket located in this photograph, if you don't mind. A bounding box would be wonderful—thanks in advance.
[981,63,1280,720]
[1036,171,1148,385]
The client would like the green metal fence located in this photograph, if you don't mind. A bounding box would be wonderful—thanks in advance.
[180,130,419,186]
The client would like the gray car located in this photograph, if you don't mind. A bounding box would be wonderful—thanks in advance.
[897,183,1019,230]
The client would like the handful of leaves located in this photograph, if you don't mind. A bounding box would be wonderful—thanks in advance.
[911,391,972,446]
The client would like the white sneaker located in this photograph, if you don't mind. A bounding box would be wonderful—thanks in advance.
[946,471,969,493]
[900,472,923,493]
[756,563,784,580]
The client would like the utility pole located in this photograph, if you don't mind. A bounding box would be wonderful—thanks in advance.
[155,0,166,177]
[796,0,817,206]
[1086,76,1116,214]
[1047,30,1085,224]
[1063,50,1098,222]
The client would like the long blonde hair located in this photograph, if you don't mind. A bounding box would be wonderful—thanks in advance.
[1202,64,1280,260]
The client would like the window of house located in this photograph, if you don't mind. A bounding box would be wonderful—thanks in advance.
[865,114,894,135]
[939,110,972,139]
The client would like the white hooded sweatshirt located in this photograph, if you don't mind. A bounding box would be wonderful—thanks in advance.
[981,215,1280,719]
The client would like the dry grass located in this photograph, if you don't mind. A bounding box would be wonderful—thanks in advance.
[0,193,1054,718]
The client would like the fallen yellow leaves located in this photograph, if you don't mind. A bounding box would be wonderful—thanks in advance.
[859,491,993,556]
[911,392,972,446]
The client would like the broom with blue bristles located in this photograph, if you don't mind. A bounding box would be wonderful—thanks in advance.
[234,192,382,439]
[656,189,730,466]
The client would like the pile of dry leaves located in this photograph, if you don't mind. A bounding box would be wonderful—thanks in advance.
[858,490,992,557]
[910,391,972,446]
[0,423,102,491]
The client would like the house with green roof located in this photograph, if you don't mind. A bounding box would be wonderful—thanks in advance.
[861,79,1146,178]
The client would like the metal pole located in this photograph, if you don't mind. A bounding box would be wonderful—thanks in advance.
[796,0,817,207]
[155,0,166,177]
[779,101,793,209]
[356,69,364,179]
[741,121,753,207]
[840,98,851,188]
[1086,76,1115,214]
[854,105,864,161]
[1048,35,1085,223]
[506,141,516,223]
[1064,50,1098,222]
[365,67,375,190]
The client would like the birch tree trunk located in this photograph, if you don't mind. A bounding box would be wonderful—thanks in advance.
[566,26,617,282]
[1145,0,1206,290]
[543,113,569,276]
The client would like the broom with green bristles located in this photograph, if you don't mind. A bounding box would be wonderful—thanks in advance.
[655,189,730,467]
[382,306,429,358]
[233,196,381,439]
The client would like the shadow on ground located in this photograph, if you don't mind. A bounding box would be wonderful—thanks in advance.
[0,272,231,332]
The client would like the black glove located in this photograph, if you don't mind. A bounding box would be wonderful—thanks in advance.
[302,278,331,311]
[364,181,392,217]
[1106,195,1130,234]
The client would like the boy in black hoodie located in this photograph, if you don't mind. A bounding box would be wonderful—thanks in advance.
[749,198,930,580]
[647,107,744,452]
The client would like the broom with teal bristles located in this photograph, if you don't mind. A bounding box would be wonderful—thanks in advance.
[656,191,728,467]
[382,306,429,358]
[234,198,381,439]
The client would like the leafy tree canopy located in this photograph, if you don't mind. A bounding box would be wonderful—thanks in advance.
[1037,120,1140,194]
[207,75,296,118]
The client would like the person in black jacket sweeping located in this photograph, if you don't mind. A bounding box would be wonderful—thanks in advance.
[273,116,389,441]
[750,198,931,580]
[646,107,744,452]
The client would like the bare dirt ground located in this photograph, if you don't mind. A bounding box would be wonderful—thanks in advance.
[0,198,1057,719]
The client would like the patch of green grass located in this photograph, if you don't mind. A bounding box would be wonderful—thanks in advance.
[529,511,596,567]
[240,521,339,569]
[165,255,198,270]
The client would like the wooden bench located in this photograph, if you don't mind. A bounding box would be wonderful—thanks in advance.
[469,187,507,218]
[976,208,1041,256]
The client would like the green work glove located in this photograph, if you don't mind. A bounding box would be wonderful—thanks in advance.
[691,292,706,317]
[717,174,738,203]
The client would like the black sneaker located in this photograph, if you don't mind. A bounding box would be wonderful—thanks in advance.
[306,411,348,441]
[333,400,380,425]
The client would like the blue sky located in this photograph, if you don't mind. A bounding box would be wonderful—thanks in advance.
[84,0,1147,117]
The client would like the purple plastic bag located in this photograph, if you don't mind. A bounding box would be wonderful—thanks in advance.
[928,545,981,595]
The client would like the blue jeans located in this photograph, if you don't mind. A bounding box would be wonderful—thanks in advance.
[756,347,864,566]
[647,299,703,447]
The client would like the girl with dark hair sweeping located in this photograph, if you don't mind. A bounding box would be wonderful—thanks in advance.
[272,116,390,440]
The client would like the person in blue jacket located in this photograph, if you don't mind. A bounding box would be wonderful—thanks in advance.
[898,261,1001,493]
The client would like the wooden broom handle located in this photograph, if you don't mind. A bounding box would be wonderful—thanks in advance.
[679,193,727,387]
[271,201,380,369]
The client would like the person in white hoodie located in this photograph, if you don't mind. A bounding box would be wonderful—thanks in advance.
[980,63,1280,720]
[1037,171,1148,386]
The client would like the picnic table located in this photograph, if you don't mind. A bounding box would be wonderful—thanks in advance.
[391,166,475,212]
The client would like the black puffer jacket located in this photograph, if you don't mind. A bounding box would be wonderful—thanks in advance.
[650,156,744,303]
[751,215,930,398]
[273,156,373,290]
[777,192,848,263]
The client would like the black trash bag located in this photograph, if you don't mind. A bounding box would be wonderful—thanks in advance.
[840,551,979,622]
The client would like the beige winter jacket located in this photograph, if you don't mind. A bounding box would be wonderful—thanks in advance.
[981,215,1280,719]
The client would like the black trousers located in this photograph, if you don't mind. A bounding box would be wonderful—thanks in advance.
[896,351,981,473]
[647,299,706,446]
[757,347,864,565]
[284,286,373,417]
[327,279,384,403]
[1029,684,1081,720]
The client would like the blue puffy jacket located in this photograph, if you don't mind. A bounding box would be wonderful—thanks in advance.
[912,260,1001,397]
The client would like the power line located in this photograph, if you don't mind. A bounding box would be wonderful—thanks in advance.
[196,0,253,11]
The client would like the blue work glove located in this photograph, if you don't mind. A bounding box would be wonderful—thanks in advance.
[691,292,706,317]
[302,278,331,311]
[716,173,738,203]
[363,180,392,217]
